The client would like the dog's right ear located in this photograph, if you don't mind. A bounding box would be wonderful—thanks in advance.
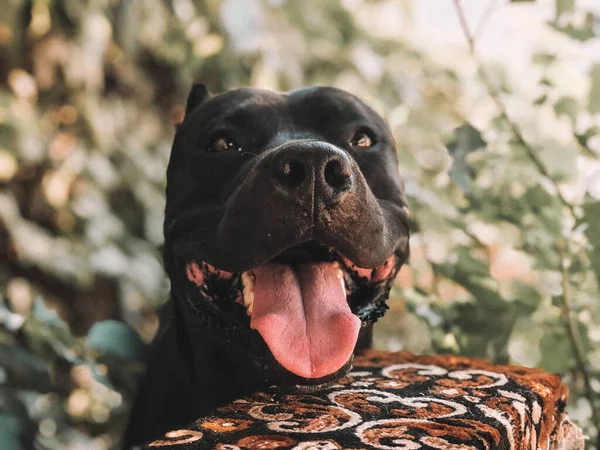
[185,82,212,116]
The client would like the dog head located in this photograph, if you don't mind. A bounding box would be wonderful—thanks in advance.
[164,84,410,386]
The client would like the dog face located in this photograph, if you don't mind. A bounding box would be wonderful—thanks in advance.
[164,85,409,386]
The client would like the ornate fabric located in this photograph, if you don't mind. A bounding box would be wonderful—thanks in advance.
[144,350,584,450]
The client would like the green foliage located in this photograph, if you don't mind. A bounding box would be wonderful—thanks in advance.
[0,412,28,450]
[590,64,600,115]
[0,0,598,448]
[86,321,147,362]
[584,201,600,287]
[556,0,576,16]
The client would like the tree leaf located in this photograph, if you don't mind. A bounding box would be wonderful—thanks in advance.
[554,96,579,121]
[0,413,24,450]
[589,64,600,114]
[556,0,575,18]
[551,12,596,41]
[446,123,486,192]
[86,320,147,361]
[582,200,600,286]
[0,390,35,449]
[539,327,574,374]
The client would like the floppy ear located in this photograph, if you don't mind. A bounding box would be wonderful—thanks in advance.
[185,82,212,116]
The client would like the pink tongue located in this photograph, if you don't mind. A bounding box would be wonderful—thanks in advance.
[250,263,361,379]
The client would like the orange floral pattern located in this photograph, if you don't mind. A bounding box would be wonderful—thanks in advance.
[146,350,582,450]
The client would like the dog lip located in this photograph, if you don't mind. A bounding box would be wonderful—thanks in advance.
[182,240,391,279]
[181,242,397,288]
[182,246,397,322]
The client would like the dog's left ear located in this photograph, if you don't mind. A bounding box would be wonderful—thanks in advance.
[185,82,212,116]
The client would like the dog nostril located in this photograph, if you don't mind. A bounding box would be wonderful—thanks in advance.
[324,159,352,191]
[275,158,306,189]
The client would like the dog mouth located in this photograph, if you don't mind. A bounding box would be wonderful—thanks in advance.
[183,241,397,380]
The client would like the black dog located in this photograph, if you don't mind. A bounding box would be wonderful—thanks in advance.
[123,85,410,447]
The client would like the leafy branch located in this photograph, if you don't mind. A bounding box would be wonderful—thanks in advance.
[453,0,577,219]
[557,240,600,433]
[452,0,599,445]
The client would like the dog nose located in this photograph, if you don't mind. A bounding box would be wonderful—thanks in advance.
[272,141,354,205]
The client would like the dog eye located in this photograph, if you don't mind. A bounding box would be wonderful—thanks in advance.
[350,130,374,148]
[208,136,239,152]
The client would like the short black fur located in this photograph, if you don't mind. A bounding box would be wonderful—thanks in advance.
[123,86,410,447]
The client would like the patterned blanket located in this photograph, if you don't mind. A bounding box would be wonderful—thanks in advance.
[144,350,584,449]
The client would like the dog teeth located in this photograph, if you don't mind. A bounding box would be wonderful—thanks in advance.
[332,261,345,292]
[241,271,255,316]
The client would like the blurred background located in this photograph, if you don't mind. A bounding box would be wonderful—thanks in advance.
[0,0,599,448]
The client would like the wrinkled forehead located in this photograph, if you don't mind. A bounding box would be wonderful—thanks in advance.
[288,86,390,131]
[183,87,388,131]
[193,88,288,126]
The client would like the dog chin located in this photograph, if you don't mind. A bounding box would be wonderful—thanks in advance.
[179,240,399,380]
[272,358,355,392]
